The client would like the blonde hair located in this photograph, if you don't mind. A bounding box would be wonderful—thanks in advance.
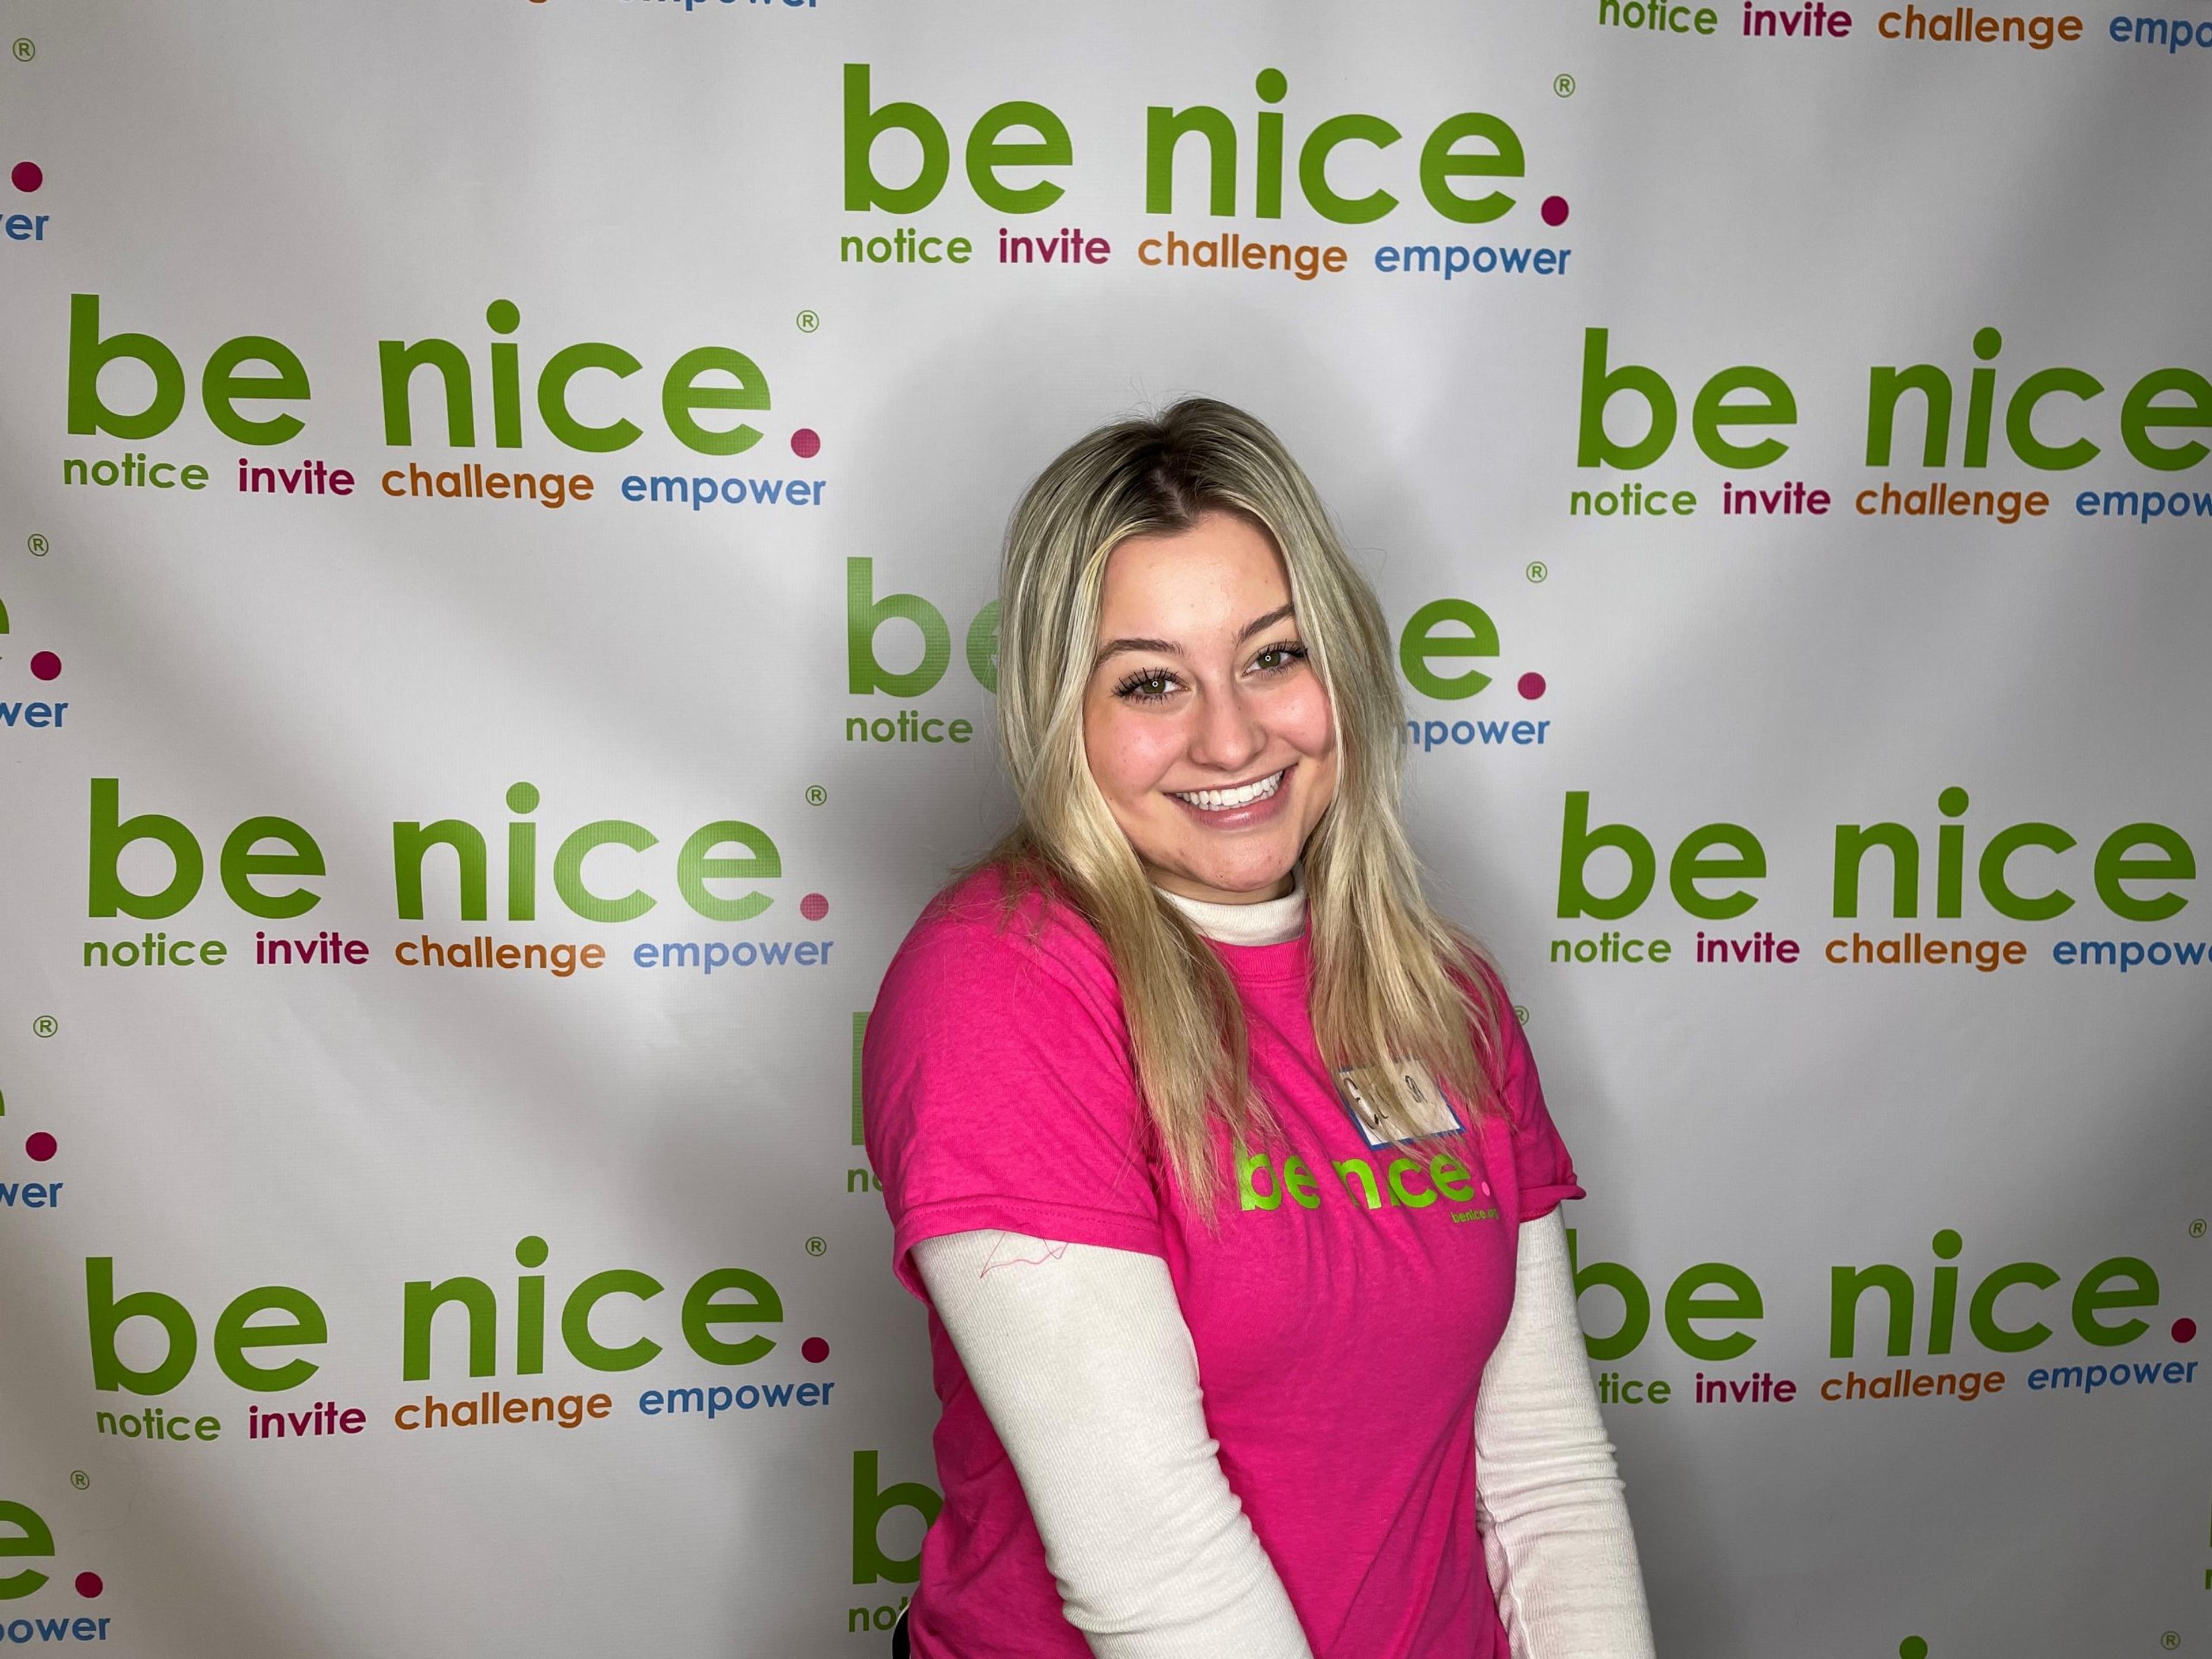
[986,396,1500,1213]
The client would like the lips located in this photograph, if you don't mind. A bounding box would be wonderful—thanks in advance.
[1171,768,1286,812]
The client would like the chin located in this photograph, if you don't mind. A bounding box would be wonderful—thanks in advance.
[1168,844,1300,900]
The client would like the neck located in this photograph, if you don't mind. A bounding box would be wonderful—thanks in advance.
[1156,868,1305,946]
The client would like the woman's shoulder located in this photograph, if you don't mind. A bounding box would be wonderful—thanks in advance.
[880,861,1120,1012]
[903,860,1102,949]
[1434,937,1535,1105]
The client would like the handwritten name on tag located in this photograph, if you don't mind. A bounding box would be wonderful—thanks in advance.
[1334,1062,1463,1147]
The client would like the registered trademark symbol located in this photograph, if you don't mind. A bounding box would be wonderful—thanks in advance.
[1554,73,1575,97]
[26,533,48,555]
[11,39,33,63]
[2162,1634,2180,1651]
[1525,561,1548,584]
[796,309,820,333]
[1513,1004,1529,1025]
[69,1471,87,1491]
[2191,1218,2206,1238]
[805,1236,827,1257]
[32,1016,56,1039]
[805,785,828,806]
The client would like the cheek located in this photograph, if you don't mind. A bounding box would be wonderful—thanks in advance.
[1282,681,1338,759]
[1084,698,1180,805]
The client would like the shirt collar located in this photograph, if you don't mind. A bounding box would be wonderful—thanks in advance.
[1154,865,1306,946]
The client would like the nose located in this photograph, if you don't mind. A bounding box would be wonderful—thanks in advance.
[1187,679,1270,774]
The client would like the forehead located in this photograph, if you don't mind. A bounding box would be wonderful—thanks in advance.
[1096,512,1290,633]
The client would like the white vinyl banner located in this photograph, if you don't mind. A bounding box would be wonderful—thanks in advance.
[1,2,2207,1655]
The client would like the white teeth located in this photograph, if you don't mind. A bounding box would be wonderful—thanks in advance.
[1172,770,1285,812]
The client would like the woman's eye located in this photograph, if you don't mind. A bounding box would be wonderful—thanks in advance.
[1115,671,1179,703]
[1252,642,1309,675]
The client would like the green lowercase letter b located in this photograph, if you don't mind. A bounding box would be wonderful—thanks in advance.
[853,1451,942,1585]
[86,1257,197,1395]
[1566,1230,1650,1362]
[844,64,950,213]
[1557,792,1656,921]
[68,294,185,440]
[848,559,950,697]
[1577,328,1676,470]
[89,778,203,919]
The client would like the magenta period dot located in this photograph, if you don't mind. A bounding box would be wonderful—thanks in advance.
[1540,195,1569,227]
[2175,1317,2198,1343]
[800,892,829,921]
[790,429,821,459]
[801,1337,830,1363]
[12,162,43,193]
[1517,672,1546,699]
[25,1132,56,1162]
[74,1573,103,1599]
[30,651,61,681]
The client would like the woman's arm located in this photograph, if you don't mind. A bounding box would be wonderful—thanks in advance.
[1475,1209,1658,1658]
[913,1229,1315,1659]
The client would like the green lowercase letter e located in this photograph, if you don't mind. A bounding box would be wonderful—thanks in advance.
[0,1503,55,1602]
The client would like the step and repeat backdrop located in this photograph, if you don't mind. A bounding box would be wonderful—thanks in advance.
[1,1,2207,1654]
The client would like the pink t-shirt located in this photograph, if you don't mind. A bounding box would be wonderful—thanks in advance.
[862,869,1584,1659]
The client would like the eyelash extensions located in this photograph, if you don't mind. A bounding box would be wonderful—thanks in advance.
[1110,641,1309,704]
[1112,669,1178,703]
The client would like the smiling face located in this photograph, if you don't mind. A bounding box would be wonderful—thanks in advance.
[1081,510,1339,905]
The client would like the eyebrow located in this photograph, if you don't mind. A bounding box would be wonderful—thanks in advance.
[1093,604,1298,668]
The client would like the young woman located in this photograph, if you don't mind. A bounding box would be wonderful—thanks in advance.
[861,399,1656,1659]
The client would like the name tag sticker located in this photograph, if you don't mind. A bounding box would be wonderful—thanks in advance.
[1334,1063,1463,1148]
